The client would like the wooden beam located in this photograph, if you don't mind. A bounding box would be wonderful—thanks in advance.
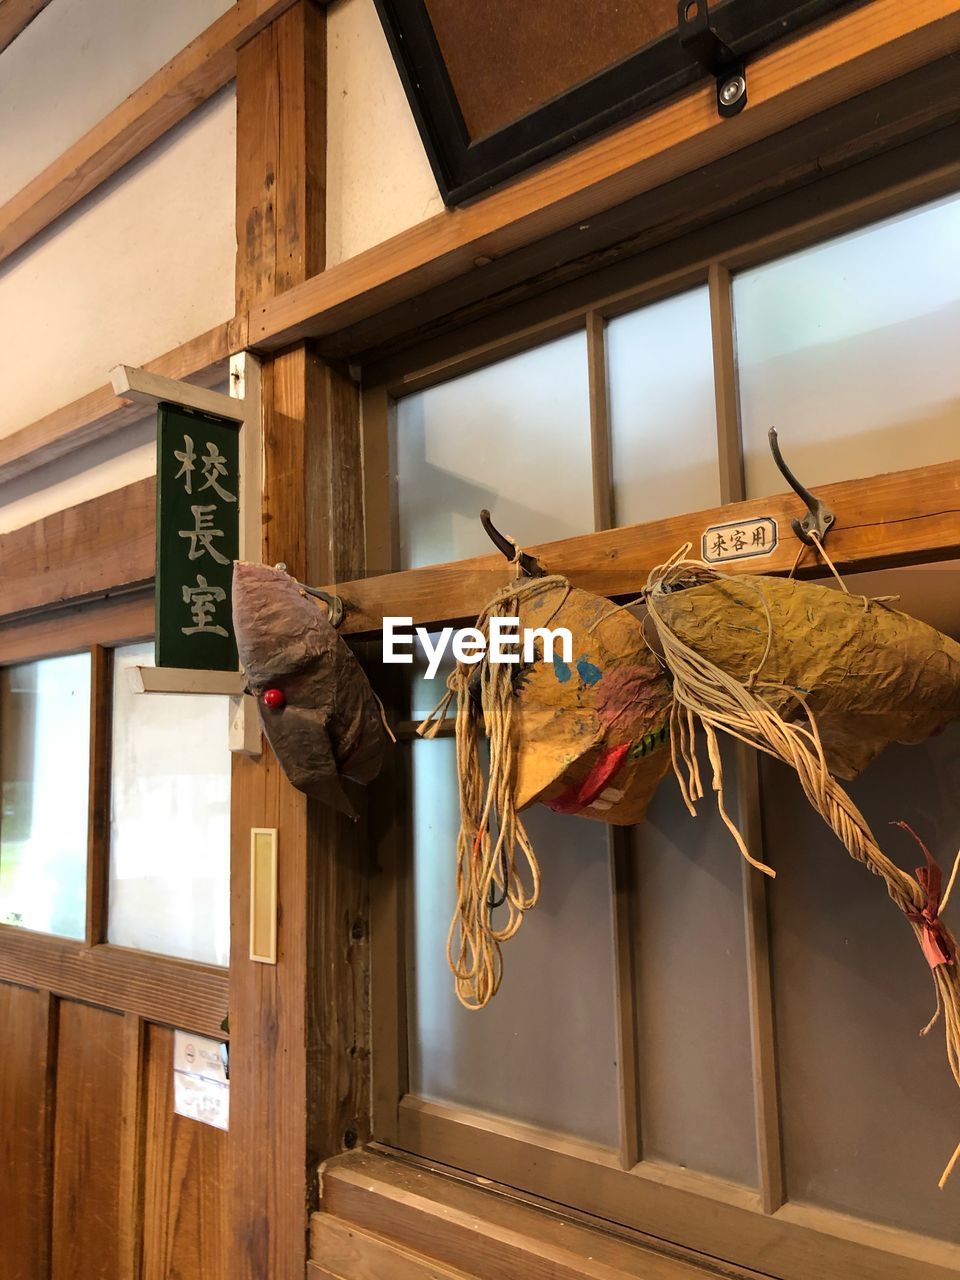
[230,9,369,1280]
[324,458,960,637]
[0,934,228,1039]
[0,0,298,265]
[245,0,960,353]
[0,592,153,665]
[0,0,52,55]
[0,322,231,486]
[0,477,155,621]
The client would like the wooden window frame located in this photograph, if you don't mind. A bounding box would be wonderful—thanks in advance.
[0,556,229,1039]
[354,139,960,1280]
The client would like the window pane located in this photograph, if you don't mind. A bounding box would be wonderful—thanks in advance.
[608,287,720,525]
[396,330,594,569]
[0,654,90,938]
[736,194,960,499]
[631,740,757,1187]
[108,642,230,966]
[407,737,622,1147]
[764,566,960,1239]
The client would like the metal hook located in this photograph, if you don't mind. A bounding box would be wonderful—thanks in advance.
[479,509,545,577]
[767,428,835,547]
[274,563,345,627]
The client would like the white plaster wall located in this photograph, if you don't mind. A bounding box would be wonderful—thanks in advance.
[0,0,233,203]
[0,87,237,442]
[326,0,444,265]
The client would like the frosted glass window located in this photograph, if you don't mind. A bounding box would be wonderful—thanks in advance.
[396,331,594,570]
[736,193,960,499]
[108,643,230,966]
[0,655,90,938]
[608,288,720,525]
[631,739,756,1187]
[763,566,960,1239]
[408,738,621,1147]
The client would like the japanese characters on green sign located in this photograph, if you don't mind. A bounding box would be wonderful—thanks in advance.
[156,401,241,671]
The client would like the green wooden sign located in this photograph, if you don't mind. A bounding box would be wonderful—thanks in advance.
[156,401,242,670]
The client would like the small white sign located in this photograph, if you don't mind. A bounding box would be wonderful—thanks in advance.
[702,517,778,565]
[173,1029,229,1131]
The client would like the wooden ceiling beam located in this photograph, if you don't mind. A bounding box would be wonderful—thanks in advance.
[0,0,298,265]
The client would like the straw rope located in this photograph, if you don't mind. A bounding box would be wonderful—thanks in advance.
[419,573,571,1009]
[642,545,960,1185]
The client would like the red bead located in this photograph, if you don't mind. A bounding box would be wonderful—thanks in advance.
[262,687,286,710]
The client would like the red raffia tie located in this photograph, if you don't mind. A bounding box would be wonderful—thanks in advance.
[893,821,955,971]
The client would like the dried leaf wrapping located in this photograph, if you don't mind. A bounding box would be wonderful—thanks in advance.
[232,562,387,814]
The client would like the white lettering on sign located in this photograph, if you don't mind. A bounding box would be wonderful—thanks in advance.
[701,517,778,565]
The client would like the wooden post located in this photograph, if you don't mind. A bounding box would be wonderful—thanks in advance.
[230,4,370,1277]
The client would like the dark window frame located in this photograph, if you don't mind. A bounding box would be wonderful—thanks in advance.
[372,0,865,205]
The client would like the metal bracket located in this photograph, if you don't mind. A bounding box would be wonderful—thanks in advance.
[274,563,345,628]
[768,427,836,546]
[677,0,747,118]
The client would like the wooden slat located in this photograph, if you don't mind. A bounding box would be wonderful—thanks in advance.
[0,322,230,486]
[0,0,298,265]
[317,1153,757,1280]
[0,934,228,1039]
[310,1215,479,1280]
[326,458,960,636]
[586,311,614,532]
[52,1001,125,1280]
[0,0,52,55]
[0,592,153,665]
[0,984,57,1280]
[117,1015,147,1280]
[0,477,155,621]
[246,0,960,353]
[142,1024,228,1280]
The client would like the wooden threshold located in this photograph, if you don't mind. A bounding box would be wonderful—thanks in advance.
[0,933,228,1040]
[0,477,155,621]
[325,458,960,637]
[0,322,231,486]
[0,0,298,265]
[0,0,53,56]
[315,1152,759,1280]
[243,0,960,354]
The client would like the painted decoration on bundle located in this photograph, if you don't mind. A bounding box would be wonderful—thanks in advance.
[233,562,389,816]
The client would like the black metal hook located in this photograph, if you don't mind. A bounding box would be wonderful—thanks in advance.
[767,428,835,547]
[275,562,345,626]
[479,509,545,577]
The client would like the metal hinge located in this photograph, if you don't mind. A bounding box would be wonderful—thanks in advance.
[677,0,748,118]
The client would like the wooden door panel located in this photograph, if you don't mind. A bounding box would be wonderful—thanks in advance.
[0,982,55,1280]
[142,1024,227,1280]
[52,1000,125,1280]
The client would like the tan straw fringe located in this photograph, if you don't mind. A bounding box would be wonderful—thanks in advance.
[643,547,960,1184]
[418,574,570,1009]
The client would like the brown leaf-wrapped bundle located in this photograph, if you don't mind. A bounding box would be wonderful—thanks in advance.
[654,573,960,780]
[233,562,388,815]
